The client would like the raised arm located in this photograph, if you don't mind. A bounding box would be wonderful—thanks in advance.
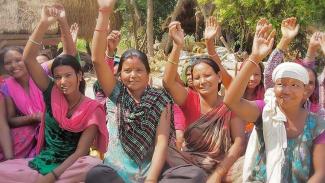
[303,32,321,68]
[70,23,79,47]
[91,0,116,97]
[56,4,76,56]
[162,22,188,105]
[319,33,325,110]
[145,105,171,183]
[23,6,59,91]
[224,23,275,122]
[204,16,232,89]
[37,4,77,78]
[264,17,299,90]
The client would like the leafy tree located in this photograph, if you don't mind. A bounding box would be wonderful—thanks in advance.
[198,0,325,57]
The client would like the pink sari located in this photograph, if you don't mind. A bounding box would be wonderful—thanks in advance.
[36,84,108,154]
[0,84,108,182]
[0,77,45,160]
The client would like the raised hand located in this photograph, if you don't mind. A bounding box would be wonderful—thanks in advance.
[204,16,221,41]
[251,24,276,62]
[70,23,79,44]
[52,3,66,23]
[320,32,325,56]
[40,5,58,26]
[308,32,322,51]
[97,0,116,9]
[281,17,299,40]
[256,18,269,33]
[106,30,121,54]
[168,21,184,48]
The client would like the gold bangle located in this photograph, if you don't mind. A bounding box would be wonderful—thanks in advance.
[105,51,114,59]
[247,58,259,68]
[29,38,42,46]
[167,60,178,65]
[208,53,218,57]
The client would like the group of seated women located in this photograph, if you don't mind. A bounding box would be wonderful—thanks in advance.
[0,1,325,183]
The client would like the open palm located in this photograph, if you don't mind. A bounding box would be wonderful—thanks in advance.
[204,16,221,40]
[252,24,275,62]
[169,21,184,47]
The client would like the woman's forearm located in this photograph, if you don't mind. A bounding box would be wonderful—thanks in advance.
[264,48,284,90]
[145,142,168,182]
[58,19,76,56]
[91,10,116,96]
[8,115,39,128]
[206,39,232,89]
[212,138,245,178]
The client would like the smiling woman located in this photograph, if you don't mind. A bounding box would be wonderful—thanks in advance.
[0,4,108,183]
[162,19,245,183]
[0,46,44,161]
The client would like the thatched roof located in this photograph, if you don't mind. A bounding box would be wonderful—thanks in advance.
[0,0,99,41]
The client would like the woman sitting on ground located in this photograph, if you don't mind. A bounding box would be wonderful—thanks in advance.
[163,17,245,183]
[224,20,325,182]
[0,4,108,183]
[86,1,208,183]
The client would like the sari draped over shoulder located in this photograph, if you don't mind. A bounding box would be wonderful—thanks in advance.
[0,77,45,160]
[168,103,232,173]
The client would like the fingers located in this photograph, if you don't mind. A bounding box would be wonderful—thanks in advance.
[107,30,121,41]
[168,21,183,35]
[257,18,268,27]
[168,21,181,29]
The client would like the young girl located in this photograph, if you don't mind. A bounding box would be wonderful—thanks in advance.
[0,4,108,183]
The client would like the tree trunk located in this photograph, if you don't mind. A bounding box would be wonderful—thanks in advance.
[126,0,141,49]
[146,0,154,57]
[163,0,185,55]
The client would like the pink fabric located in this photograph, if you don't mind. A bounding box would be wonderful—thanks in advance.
[180,90,202,129]
[255,100,265,112]
[5,77,45,116]
[0,77,45,160]
[0,156,101,182]
[173,104,186,130]
[315,132,325,144]
[310,103,320,114]
[105,57,114,71]
[36,85,108,154]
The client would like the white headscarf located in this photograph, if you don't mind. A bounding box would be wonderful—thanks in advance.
[243,62,309,183]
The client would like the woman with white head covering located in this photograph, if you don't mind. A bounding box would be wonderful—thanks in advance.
[224,19,325,182]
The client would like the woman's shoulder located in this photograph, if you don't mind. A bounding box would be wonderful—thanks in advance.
[306,112,325,139]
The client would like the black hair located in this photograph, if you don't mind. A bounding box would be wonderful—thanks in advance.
[117,49,150,74]
[0,46,24,75]
[51,54,86,94]
[190,56,221,91]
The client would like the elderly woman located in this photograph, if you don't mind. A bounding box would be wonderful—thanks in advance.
[224,21,325,182]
